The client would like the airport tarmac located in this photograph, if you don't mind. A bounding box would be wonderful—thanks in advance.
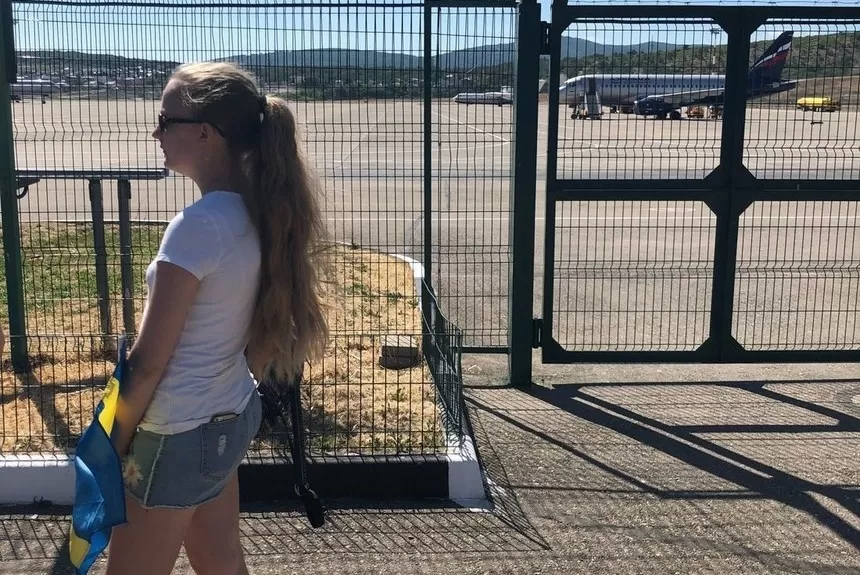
[9,97,860,351]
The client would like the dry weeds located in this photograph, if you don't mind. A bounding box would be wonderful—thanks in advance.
[1,224,441,454]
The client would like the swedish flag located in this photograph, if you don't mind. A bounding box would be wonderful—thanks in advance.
[69,337,128,574]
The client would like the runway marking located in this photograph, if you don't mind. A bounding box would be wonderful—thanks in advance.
[337,132,371,167]
[433,111,510,143]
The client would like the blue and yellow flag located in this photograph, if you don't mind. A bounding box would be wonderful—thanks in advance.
[69,337,128,574]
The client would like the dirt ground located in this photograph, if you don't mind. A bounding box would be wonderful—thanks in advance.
[0,227,441,454]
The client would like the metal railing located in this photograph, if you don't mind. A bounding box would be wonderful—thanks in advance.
[13,169,168,357]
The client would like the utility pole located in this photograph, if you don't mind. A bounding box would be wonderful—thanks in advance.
[710,27,721,74]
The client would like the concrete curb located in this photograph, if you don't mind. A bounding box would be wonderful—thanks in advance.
[387,252,425,308]
[386,250,486,506]
[0,454,75,505]
[0,249,485,506]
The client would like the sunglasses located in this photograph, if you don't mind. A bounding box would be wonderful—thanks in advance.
[157,113,227,137]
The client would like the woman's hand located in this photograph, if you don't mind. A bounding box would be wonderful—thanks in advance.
[112,261,201,455]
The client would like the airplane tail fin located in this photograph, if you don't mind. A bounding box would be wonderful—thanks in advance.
[748,31,793,87]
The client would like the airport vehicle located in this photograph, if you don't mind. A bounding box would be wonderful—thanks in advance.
[796,96,840,112]
[570,93,603,119]
[686,105,722,119]
[572,102,603,119]
[559,31,796,120]
[687,105,705,119]
[452,88,513,106]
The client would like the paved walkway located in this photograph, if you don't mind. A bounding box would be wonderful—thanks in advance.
[3,364,859,574]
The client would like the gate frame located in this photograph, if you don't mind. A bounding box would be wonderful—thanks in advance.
[509,1,860,385]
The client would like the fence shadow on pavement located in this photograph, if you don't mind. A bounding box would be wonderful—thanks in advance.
[1,496,550,571]
[465,378,860,560]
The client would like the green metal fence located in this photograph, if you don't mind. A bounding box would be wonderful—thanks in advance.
[532,2,860,369]
[2,0,858,457]
[0,0,521,455]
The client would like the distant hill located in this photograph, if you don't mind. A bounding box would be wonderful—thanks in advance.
[225,37,677,72]
[226,49,419,70]
[16,31,860,86]
[555,32,860,80]
[16,50,178,70]
[11,39,690,76]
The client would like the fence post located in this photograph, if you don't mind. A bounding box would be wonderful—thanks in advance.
[422,2,433,325]
[117,179,135,335]
[88,179,115,354]
[508,0,541,387]
[707,9,759,361]
[0,1,28,371]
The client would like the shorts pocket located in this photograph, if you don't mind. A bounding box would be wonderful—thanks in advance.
[200,416,245,481]
[124,429,163,503]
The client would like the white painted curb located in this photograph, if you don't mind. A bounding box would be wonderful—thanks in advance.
[386,252,425,308]
[0,249,485,506]
[389,250,486,506]
[447,434,488,506]
[0,454,75,505]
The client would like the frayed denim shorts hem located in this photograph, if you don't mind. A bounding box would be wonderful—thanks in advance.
[121,391,262,510]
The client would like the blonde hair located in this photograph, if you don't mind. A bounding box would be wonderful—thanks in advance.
[170,61,329,382]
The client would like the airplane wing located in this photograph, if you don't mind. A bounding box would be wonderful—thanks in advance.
[636,87,725,107]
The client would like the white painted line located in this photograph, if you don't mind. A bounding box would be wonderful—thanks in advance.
[433,111,510,143]
[337,132,371,167]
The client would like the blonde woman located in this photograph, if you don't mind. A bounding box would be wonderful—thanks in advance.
[105,62,328,575]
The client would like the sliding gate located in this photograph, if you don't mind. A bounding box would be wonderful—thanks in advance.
[538,2,860,364]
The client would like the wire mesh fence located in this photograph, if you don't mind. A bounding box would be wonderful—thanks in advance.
[555,19,726,180]
[546,9,860,358]
[550,200,716,352]
[744,21,860,180]
[0,0,497,456]
[4,0,860,457]
[430,4,516,350]
[734,201,859,350]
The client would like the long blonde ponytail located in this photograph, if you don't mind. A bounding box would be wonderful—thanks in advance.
[171,62,329,382]
[243,96,329,381]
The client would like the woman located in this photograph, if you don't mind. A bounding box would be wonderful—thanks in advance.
[105,62,329,575]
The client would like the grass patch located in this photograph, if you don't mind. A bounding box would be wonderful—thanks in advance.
[0,223,442,455]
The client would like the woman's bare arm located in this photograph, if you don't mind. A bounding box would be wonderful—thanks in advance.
[112,261,200,455]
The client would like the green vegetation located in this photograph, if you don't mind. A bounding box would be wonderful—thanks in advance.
[552,32,860,79]
[0,222,163,327]
[19,31,860,103]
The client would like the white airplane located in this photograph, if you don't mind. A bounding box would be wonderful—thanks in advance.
[9,77,69,101]
[559,31,795,119]
[452,87,512,106]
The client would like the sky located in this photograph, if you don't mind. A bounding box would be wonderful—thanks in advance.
[9,0,852,64]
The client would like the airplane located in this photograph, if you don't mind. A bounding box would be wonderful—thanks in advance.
[558,31,796,119]
[9,77,69,102]
[452,87,513,106]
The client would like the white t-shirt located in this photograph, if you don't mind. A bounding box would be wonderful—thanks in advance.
[138,191,261,435]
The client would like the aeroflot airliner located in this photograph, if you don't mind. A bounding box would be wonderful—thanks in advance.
[558,31,795,119]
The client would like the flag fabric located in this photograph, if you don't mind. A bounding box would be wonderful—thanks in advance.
[69,337,129,574]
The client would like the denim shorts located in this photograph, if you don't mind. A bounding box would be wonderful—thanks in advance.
[122,391,262,509]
